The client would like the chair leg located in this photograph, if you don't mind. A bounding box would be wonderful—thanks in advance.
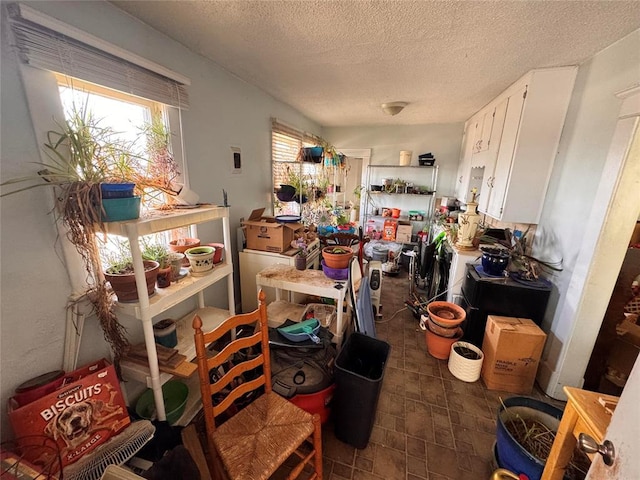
[312,413,323,480]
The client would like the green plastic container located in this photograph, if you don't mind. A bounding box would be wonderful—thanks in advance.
[101,196,141,222]
[135,380,188,425]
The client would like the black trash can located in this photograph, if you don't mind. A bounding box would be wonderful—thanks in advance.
[333,332,391,449]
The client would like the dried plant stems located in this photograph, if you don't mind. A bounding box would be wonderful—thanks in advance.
[58,182,130,369]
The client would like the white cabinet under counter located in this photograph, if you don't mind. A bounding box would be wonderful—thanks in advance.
[446,243,481,303]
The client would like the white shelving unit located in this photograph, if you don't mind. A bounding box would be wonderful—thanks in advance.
[363,165,439,242]
[103,205,235,424]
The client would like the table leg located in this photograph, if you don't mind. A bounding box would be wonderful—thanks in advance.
[541,403,579,480]
[336,293,344,338]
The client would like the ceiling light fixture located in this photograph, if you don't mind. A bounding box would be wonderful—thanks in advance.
[381,101,408,116]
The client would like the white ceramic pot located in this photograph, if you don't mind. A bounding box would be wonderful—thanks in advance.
[185,246,215,274]
[448,341,484,382]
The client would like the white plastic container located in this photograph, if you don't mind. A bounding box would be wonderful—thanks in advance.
[399,150,412,166]
[448,341,484,382]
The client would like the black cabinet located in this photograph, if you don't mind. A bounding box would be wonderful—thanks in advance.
[457,264,552,347]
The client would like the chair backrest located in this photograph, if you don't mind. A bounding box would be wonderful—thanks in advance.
[326,232,359,247]
[193,290,272,438]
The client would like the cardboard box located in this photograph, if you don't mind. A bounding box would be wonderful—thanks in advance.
[8,359,130,468]
[396,221,413,243]
[481,316,547,394]
[242,208,303,253]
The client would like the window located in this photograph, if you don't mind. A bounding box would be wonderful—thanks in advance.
[56,75,190,259]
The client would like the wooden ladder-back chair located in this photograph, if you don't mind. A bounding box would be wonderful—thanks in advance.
[193,290,323,480]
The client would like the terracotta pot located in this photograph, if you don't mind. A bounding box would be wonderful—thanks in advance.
[426,301,466,327]
[425,327,463,360]
[157,265,172,288]
[106,260,159,302]
[206,243,225,264]
[424,314,460,338]
[322,246,353,270]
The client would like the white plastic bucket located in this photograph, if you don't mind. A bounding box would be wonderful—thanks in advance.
[448,341,484,382]
[399,150,412,166]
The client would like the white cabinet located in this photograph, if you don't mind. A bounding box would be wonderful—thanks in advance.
[103,206,235,424]
[239,239,320,312]
[446,245,480,303]
[472,108,494,154]
[456,67,577,224]
[455,119,476,203]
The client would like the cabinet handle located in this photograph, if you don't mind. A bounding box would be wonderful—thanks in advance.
[459,176,463,183]
[486,177,492,188]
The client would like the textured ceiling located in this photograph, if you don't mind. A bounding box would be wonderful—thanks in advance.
[111,1,640,127]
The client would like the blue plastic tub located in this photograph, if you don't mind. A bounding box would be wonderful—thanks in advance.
[101,196,141,222]
[496,396,564,480]
[101,182,135,198]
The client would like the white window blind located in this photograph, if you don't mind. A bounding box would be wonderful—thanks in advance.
[271,119,320,163]
[8,3,189,109]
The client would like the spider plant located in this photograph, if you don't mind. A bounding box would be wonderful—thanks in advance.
[1,102,137,369]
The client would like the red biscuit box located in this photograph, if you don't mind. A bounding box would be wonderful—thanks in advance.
[8,359,130,468]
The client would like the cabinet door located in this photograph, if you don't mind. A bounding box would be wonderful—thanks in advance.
[455,119,476,202]
[485,85,527,219]
[477,96,509,213]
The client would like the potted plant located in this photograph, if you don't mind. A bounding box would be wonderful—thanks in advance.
[103,240,160,302]
[137,117,182,205]
[322,245,353,269]
[291,238,308,270]
[141,241,172,288]
[478,227,563,280]
[1,104,145,367]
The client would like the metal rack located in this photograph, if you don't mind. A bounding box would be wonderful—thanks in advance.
[362,165,439,242]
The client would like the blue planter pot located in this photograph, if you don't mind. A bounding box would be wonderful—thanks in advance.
[496,396,564,480]
[101,196,141,222]
[101,182,135,199]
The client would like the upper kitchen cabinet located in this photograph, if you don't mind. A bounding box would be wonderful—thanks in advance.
[454,118,477,203]
[459,67,577,224]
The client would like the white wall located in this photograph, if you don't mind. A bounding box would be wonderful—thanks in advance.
[535,29,640,398]
[323,124,464,197]
[0,0,319,440]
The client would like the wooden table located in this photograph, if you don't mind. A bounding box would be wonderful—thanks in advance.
[541,386,619,480]
[255,264,348,339]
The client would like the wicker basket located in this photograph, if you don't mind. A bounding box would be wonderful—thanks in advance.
[448,341,484,382]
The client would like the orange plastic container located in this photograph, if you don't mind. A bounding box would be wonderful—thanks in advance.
[289,384,336,424]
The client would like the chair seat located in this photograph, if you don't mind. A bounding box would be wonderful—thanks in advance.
[213,393,315,480]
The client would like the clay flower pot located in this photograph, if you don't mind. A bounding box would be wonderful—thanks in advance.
[425,327,463,360]
[426,301,466,327]
[322,246,353,270]
[423,314,460,338]
[106,260,159,302]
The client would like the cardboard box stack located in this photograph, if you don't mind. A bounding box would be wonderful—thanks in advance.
[481,315,547,394]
